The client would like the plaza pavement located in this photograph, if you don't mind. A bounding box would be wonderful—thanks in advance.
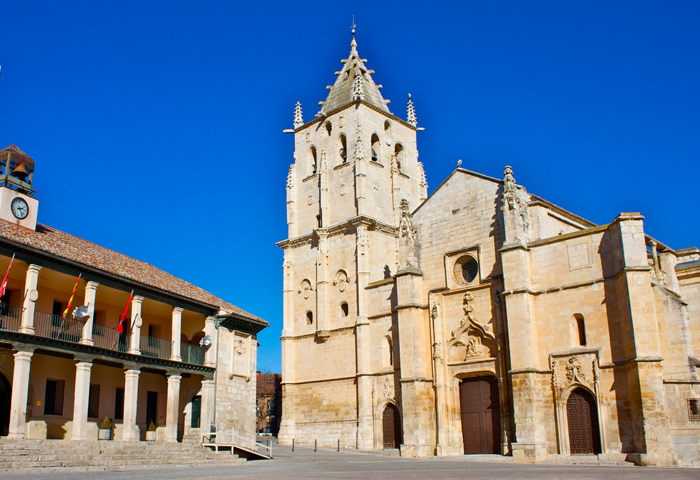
[3,438,699,480]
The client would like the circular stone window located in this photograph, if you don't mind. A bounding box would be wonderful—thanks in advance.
[454,255,479,284]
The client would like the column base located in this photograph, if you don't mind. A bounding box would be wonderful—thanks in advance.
[19,327,34,335]
[80,339,94,346]
[511,442,550,463]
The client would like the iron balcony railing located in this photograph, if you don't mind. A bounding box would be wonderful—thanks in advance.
[0,303,23,332]
[92,323,130,353]
[181,343,206,366]
[34,310,85,343]
[0,304,206,367]
[139,334,172,360]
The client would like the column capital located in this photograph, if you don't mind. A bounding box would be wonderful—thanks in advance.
[123,362,141,372]
[166,373,182,382]
[26,264,42,274]
[12,343,36,355]
[172,306,184,315]
[132,295,145,305]
[85,280,100,291]
[74,354,94,365]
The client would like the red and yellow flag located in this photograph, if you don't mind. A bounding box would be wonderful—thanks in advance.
[117,290,134,334]
[0,254,15,299]
[62,273,82,319]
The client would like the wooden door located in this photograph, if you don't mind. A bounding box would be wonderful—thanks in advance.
[382,404,401,449]
[566,388,601,454]
[146,391,158,426]
[460,376,500,454]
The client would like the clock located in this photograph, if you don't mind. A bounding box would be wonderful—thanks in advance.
[11,197,29,220]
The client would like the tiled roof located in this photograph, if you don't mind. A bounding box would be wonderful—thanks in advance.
[319,37,390,116]
[0,219,266,324]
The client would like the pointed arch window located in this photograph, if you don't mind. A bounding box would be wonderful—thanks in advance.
[310,146,317,174]
[338,134,347,163]
[371,134,380,162]
[394,144,405,171]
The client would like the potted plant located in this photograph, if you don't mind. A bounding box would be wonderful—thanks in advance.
[99,417,112,440]
[145,421,157,441]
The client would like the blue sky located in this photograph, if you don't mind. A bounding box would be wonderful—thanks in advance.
[1,1,698,371]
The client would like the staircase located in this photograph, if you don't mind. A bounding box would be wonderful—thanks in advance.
[0,438,246,473]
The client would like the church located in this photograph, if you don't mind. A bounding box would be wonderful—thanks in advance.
[276,33,700,467]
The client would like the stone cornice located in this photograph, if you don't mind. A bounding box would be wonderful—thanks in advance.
[280,325,355,341]
[276,216,398,249]
[293,100,417,134]
[366,278,395,289]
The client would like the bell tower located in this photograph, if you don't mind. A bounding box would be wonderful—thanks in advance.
[0,145,39,230]
[278,30,428,450]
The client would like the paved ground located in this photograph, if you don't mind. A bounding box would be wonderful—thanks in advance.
[4,438,700,480]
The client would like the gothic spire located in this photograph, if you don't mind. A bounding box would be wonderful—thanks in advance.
[407,93,417,126]
[293,101,303,128]
[318,35,391,116]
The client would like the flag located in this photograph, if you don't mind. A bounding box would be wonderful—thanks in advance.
[117,290,134,334]
[62,273,82,318]
[0,254,15,299]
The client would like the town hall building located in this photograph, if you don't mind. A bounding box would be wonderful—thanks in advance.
[276,33,700,467]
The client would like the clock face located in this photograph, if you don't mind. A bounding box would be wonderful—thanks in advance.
[11,197,29,220]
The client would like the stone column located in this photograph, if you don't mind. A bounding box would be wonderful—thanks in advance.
[20,264,42,335]
[71,359,93,440]
[81,281,99,346]
[171,307,183,362]
[200,379,216,439]
[8,347,34,439]
[165,373,182,442]
[122,368,141,441]
[128,296,144,355]
[204,316,216,367]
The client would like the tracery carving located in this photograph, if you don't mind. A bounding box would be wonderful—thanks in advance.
[551,354,597,397]
[447,293,496,363]
[382,376,394,399]
[333,270,349,292]
[399,199,415,240]
[286,164,295,189]
[234,339,246,355]
[356,229,369,248]
[283,249,294,269]
[354,125,364,161]
[340,184,346,196]
[565,356,586,384]
[299,279,312,299]
[500,166,530,233]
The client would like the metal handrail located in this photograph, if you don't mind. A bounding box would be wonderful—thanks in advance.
[208,427,272,458]
[34,310,84,343]
[0,304,23,332]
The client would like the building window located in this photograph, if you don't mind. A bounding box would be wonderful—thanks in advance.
[310,146,317,174]
[88,384,100,418]
[394,143,404,171]
[371,134,380,162]
[573,314,587,346]
[44,379,65,416]
[453,255,479,285]
[114,387,124,420]
[306,311,313,325]
[339,134,347,163]
[689,399,700,422]
[386,336,393,367]
[340,302,349,317]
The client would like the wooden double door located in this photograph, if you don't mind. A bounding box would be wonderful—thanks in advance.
[459,376,501,454]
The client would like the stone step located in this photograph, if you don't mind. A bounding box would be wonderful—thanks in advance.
[0,453,237,462]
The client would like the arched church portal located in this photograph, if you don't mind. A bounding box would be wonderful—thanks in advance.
[0,373,10,436]
[459,376,500,454]
[382,403,401,449]
[566,387,601,454]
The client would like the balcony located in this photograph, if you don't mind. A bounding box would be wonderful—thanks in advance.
[0,305,207,366]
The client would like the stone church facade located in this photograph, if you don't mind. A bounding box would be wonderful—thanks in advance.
[277,35,700,467]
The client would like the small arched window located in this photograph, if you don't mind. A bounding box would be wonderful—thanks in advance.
[340,302,349,317]
[306,311,314,325]
[325,121,332,136]
[371,134,380,162]
[310,146,317,174]
[384,120,391,135]
[572,313,586,346]
[394,144,405,171]
[338,134,347,163]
